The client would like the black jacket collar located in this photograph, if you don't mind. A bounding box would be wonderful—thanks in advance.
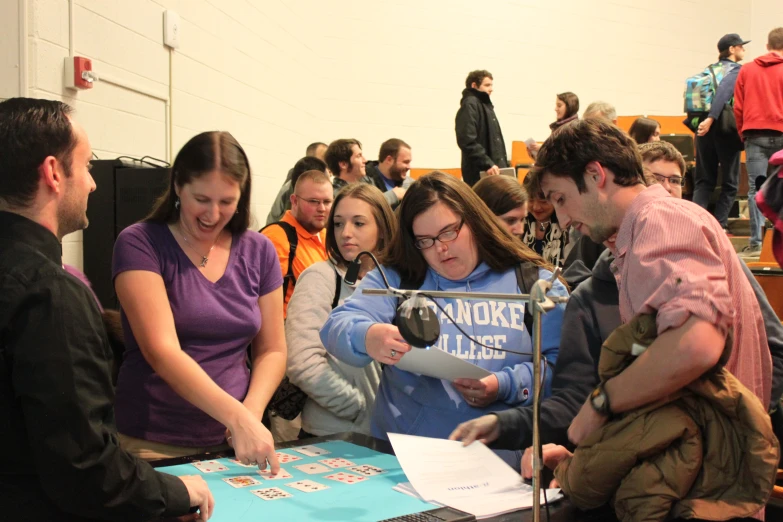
[461,88,493,107]
[366,161,402,188]
[0,211,62,264]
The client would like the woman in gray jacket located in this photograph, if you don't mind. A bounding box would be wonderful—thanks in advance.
[285,183,398,438]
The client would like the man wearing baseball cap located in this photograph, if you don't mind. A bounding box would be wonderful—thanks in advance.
[693,33,748,236]
[734,27,783,257]
[719,33,751,54]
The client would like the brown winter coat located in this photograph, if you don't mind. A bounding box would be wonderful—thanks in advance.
[554,314,779,522]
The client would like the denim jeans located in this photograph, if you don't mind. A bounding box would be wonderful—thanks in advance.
[745,136,783,247]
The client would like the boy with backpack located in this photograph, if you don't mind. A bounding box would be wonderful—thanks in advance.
[260,170,332,432]
[684,33,748,234]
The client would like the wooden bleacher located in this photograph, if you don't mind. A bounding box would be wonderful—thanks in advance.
[510,115,697,185]
[408,119,779,318]
[616,115,691,135]
[412,113,750,190]
[746,229,783,320]
[617,115,750,196]
[409,168,461,180]
[511,141,536,183]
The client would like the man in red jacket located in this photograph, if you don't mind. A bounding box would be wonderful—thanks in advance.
[734,27,783,256]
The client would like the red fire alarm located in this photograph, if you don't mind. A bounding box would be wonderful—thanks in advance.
[64,56,94,90]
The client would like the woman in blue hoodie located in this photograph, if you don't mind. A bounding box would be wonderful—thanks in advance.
[320,171,567,467]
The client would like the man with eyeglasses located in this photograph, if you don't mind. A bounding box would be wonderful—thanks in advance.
[262,170,332,317]
[639,141,687,198]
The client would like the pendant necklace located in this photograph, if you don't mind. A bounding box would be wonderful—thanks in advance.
[181,228,220,268]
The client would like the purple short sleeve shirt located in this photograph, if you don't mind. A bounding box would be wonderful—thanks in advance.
[112,222,282,446]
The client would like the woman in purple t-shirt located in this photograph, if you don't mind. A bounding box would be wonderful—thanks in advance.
[113,131,285,471]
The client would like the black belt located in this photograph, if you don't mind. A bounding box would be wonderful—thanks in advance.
[743,129,783,137]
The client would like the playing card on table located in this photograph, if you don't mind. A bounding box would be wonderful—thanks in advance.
[293,462,331,475]
[347,464,387,477]
[250,487,293,501]
[257,468,293,480]
[275,451,302,464]
[319,457,355,468]
[228,459,257,468]
[222,475,262,488]
[286,479,329,492]
[191,460,229,473]
[292,444,330,457]
[324,471,368,485]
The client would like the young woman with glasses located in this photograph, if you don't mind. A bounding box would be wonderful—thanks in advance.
[320,171,567,469]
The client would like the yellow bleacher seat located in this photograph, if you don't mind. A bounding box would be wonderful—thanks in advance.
[409,168,461,180]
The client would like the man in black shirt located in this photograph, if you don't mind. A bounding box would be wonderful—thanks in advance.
[0,98,213,521]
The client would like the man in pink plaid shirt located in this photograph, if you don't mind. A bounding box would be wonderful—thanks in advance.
[528,118,773,446]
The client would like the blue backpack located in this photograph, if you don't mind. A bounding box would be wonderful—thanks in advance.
[683,63,729,113]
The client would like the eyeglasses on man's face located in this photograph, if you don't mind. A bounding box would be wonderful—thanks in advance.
[652,173,685,187]
[295,195,333,208]
[414,220,464,250]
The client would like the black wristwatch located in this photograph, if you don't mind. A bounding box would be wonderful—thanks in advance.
[589,382,613,418]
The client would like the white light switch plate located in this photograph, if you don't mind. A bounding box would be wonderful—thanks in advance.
[163,10,180,49]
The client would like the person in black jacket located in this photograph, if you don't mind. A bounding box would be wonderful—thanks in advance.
[455,70,509,186]
[0,98,213,521]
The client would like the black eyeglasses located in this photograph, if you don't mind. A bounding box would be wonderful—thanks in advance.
[652,174,685,187]
[414,220,464,250]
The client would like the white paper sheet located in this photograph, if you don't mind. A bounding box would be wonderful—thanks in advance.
[445,486,563,519]
[394,347,491,381]
[394,482,564,520]
[387,433,522,501]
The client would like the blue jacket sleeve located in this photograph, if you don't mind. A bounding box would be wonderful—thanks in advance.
[319,267,401,368]
[708,63,740,120]
[494,270,568,406]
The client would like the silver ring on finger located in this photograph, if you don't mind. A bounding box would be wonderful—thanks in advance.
[390,349,397,358]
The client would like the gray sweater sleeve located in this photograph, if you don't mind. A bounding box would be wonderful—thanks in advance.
[266,181,292,226]
[285,263,366,420]
[739,258,783,409]
[382,175,415,206]
[383,189,399,207]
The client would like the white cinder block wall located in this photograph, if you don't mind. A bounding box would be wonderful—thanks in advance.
[3,0,779,268]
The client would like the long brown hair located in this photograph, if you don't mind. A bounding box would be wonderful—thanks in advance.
[326,183,397,268]
[385,171,559,287]
[473,175,528,216]
[557,91,580,120]
[628,117,660,145]
[145,131,252,233]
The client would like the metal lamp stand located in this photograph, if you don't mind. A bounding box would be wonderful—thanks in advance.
[362,269,567,522]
